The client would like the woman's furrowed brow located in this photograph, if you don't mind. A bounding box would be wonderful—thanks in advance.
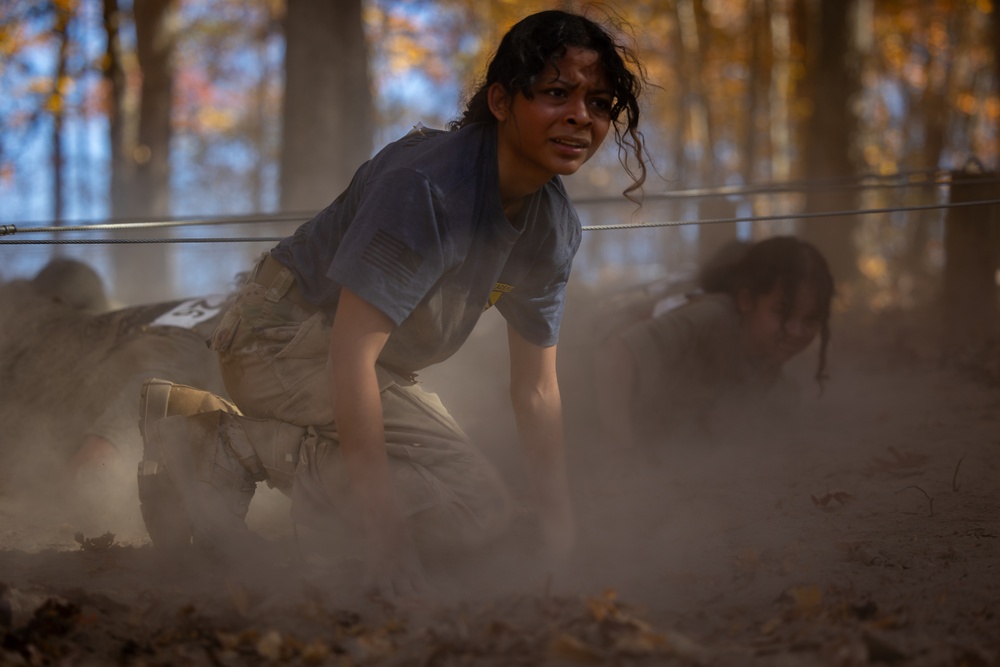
[545,76,613,96]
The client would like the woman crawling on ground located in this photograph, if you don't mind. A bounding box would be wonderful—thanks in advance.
[593,235,835,453]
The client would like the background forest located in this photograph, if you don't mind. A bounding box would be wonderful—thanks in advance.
[0,0,998,346]
[1,5,1000,662]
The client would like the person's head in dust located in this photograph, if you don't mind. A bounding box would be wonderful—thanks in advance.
[31,258,110,312]
[706,236,834,384]
[450,9,647,199]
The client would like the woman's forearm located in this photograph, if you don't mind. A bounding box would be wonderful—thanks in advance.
[330,361,405,551]
[326,288,410,562]
[511,379,574,554]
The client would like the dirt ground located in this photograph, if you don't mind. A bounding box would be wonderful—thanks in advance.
[1,306,998,666]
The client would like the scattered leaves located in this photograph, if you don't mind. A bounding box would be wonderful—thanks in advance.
[73,531,115,551]
[584,588,618,622]
[255,629,283,661]
[580,589,695,660]
[1,599,81,662]
[349,625,396,661]
[300,639,333,665]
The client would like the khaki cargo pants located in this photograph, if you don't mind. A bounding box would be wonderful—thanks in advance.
[205,256,512,556]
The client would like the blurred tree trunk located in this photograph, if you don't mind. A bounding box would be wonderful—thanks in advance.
[746,0,774,238]
[103,0,133,220]
[249,13,280,214]
[280,0,374,212]
[996,7,1000,167]
[50,3,71,227]
[942,167,1000,357]
[745,0,770,185]
[133,0,176,220]
[675,0,735,265]
[664,5,686,268]
[995,4,1000,277]
[798,0,860,282]
[103,0,177,304]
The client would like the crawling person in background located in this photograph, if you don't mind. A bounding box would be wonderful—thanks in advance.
[593,236,834,454]
[0,258,229,491]
[135,9,650,599]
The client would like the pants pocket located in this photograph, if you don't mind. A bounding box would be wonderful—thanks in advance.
[274,311,329,361]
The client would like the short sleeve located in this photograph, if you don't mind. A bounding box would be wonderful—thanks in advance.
[495,189,582,347]
[496,252,575,347]
[327,168,452,325]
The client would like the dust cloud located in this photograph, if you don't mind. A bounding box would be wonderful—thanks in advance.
[1,267,998,664]
[0,269,818,601]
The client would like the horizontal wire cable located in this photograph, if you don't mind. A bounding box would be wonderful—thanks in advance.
[580,197,1000,231]
[2,211,310,235]
[3,198,998,245]
[2,170,998,236]
[0,236,287,245]
[574,173,1000,205]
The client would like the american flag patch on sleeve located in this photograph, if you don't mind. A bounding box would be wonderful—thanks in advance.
[362,230,425,282]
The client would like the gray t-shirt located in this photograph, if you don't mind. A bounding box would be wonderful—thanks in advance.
[272,123,581,373]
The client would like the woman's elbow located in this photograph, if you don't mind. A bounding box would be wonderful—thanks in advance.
[509,378,560,414]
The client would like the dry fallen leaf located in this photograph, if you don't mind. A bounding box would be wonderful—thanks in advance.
[811,491,854,509]
[585,588,618,622]
[74,531,116,551]
[300,639,332,665]
[256,629,283,660]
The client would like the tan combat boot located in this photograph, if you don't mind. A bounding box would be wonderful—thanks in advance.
[138,378,307,560]
[137,378,242,551]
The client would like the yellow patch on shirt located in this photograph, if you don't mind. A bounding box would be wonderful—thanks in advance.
[484,282,513,311]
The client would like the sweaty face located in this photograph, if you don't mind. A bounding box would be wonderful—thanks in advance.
[491,46,613,191]
[739,284,823,369]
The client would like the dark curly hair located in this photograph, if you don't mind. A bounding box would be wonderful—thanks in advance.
[449,9,649,201]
